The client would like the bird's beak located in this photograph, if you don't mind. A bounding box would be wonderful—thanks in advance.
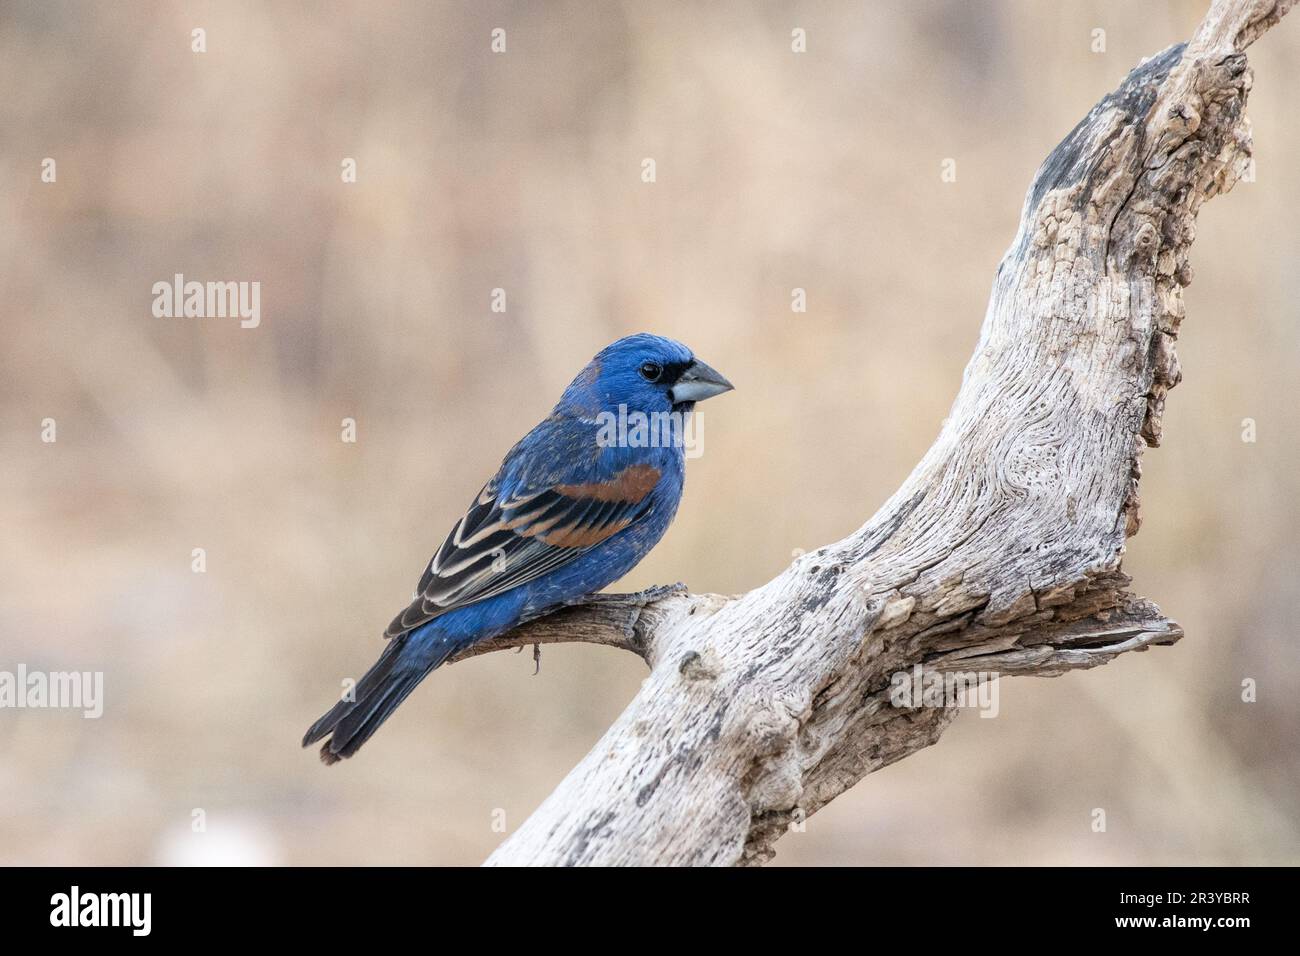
[668,358,734,404]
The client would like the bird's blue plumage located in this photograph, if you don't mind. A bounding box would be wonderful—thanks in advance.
[304,333,732,763]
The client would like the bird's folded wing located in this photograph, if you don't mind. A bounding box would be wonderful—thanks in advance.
[384,462,662,638]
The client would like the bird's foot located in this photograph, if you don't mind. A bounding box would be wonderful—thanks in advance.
[570,582,687,609]
[515,642,543,674]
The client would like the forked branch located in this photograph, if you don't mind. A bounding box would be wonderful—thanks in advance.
[468,0,1293,866]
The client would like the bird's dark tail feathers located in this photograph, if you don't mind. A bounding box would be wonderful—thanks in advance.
[302,633,452,765]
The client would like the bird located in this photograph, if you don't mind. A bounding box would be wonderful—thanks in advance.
[303,333,734,764]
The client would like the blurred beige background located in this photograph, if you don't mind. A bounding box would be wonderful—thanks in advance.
[1,0,1297,866]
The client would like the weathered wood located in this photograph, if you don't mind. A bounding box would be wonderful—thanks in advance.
[474,0,1294,866]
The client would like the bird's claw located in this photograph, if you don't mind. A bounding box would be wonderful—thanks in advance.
[569,582,687,609]
[629,582,688,605]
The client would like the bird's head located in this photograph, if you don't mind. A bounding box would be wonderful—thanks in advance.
[557,333,734,419]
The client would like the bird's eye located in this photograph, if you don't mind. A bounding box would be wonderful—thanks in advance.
[639,361,663,382]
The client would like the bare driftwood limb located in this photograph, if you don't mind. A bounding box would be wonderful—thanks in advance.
[473,0,1293,866]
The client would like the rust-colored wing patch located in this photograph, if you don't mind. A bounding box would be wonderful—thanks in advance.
[539,515,636,547]
[556,463,661,503]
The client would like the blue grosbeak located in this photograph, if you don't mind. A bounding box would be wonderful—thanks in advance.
[303,333,733,763]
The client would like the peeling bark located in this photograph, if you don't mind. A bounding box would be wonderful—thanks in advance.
[473,0,1294,866]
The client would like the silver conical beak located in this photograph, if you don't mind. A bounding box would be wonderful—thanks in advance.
[668,358,734,404]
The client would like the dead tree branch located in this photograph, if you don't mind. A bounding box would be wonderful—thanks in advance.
[473,0,1293,866]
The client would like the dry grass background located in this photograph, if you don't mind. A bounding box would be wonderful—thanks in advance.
[1,0,1297,866]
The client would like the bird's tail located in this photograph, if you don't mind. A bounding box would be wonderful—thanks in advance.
[302,631,453,765]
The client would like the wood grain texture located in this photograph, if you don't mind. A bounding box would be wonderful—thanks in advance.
[469,0,1293,866]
